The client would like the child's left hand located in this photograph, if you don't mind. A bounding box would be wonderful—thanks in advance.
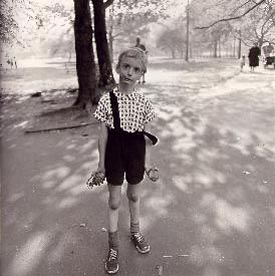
[145,166,159,182]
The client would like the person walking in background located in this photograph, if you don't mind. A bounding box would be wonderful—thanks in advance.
[13,57,17,69]
[135,37,148,84]
[240,55,246,72]
[93,47,158,274]
[262,42,274,68]
[248,42,261,72]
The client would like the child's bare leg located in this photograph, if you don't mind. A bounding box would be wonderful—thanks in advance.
[108,184,121,232]
[127,183,150,253]
[105,184,121,274]
[127,183,141,233]
[108,184,121,247]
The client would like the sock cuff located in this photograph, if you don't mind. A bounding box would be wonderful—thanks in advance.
[108,230,119,249]
[130,222,140,234]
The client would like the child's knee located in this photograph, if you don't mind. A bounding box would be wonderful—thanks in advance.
[127,191,139,202]
[109,197,121,210]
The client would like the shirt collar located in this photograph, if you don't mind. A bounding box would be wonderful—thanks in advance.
[113,87,137,98]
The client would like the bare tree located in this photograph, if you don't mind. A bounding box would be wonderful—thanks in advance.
[194,0,267,29]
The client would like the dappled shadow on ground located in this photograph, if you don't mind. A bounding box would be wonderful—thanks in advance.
[137,74,275,276]
[2,69,275,276]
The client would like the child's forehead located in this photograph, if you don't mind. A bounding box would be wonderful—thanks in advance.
[120,55,143,66]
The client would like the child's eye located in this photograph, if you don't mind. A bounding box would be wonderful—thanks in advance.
[122,64,130,69]
[134,67,141,73]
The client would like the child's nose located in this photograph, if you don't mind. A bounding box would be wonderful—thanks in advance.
[127,67,133,76]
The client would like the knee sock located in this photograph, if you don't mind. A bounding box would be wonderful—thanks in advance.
[108,231,119,250]
[130,221,140,235]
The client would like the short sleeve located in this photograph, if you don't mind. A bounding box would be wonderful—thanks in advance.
[143,98,155,124]
[93,95,108,124]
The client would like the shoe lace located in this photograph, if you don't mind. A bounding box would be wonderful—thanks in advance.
[133,232,145,244]
[108,248,118,261]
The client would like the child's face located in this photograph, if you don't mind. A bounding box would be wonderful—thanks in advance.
[117,56,144,85]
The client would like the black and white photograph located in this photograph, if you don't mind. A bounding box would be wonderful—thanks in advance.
[1,0,275,275]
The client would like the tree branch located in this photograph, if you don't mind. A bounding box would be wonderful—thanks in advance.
[195,0,267,29]
[103,0,114,9]
[230,0,252,16]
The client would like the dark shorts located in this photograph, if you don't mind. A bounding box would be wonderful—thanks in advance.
[105,129,145,185]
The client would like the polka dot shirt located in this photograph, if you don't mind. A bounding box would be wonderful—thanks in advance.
[94,88,155,133]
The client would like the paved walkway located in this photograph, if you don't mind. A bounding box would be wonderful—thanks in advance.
[2,65,275,276]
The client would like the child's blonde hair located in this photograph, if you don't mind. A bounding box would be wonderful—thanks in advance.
[117,47,147,73]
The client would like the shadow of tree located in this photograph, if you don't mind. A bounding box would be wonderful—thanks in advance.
[2,64,275,276]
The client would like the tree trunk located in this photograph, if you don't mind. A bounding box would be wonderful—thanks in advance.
[213,40,218,58]
[109,32,114,64]
[171,48,176,59]
[108,4,114,64]
[233,37,236,57]
[238,37,242,59]
[218,38,221,58]
[185,0,190,62]
[92,0,115,87]
[73,0,97,107]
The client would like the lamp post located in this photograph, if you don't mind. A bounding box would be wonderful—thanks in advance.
[185,0,190,62]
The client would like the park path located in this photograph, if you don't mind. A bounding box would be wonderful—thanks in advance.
[1,62,275,276]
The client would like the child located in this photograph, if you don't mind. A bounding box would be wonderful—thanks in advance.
[240,55,245,72]
[93,47,158,274]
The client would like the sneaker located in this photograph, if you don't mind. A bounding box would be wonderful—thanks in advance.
[104,248,119,274]
[131,232,151,254]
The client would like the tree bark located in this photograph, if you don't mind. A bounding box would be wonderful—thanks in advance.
[238,37,242,59]
[218,38,221,58]
[73,0,97,107]
[233,37,236,57]
[108,5,115,64]
[91,0,115,87]
[213,40,218,58]
[185,0,190,62]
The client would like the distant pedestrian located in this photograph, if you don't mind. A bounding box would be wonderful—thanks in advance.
[7,58,14,69]
[240,55,246,72]
[248,42,261,72]
[13,57,17,69]
[262,42,274,68]
[91,47,159,274]
[135,37,148,84]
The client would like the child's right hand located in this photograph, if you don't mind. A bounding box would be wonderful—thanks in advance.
[86,170,106,189]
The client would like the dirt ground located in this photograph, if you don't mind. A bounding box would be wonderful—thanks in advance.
[1,59,275,276]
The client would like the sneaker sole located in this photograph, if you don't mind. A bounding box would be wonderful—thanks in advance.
[104,263,119,274]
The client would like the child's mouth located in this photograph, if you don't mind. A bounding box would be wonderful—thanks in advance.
[123,77,132,82]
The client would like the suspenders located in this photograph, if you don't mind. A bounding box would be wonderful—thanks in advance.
[109,91,159,145]
[109,90,121,131]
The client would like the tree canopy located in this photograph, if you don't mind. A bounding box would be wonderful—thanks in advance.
[191,0,275,46]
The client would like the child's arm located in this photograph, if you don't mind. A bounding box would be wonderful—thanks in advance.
[144,123,159,181]
[144,122,154,170]
[97,122,108,174]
